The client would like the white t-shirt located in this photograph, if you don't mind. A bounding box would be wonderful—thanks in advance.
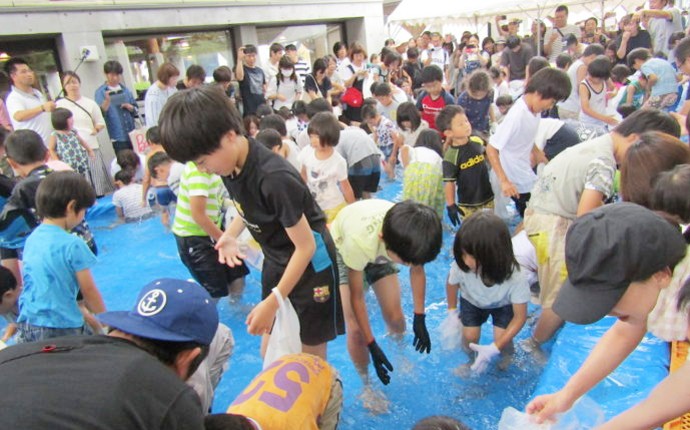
[512,230,538,287]
[400,120,429,147]
[421,47,449,70]
[56,97,106,149]
[448,262,530,309]
[544,24,581,63]
[534,118,565,151]
[267,75,303,110]
[297,147,348,211]
[493,80,510,103]
[402,145,442,170]
[112,183,154,220]
[558,59,584,113]
[6,86,52,145]
[489,96,540,193]
[282,138,301,172]
[648,6,683,56]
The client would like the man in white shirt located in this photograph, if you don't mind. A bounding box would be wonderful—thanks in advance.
[4,58,54,145]
[263,42,284,82]
[636,0,683,57]
[543,5,581,63]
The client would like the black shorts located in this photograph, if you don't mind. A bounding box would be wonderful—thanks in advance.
[175,235,249,298]
[0,247,19,260]
[348,154,381,199]
[262,231,345,346]
[460,297,514,329]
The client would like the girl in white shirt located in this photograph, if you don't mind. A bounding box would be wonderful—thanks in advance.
[267,56,303,111]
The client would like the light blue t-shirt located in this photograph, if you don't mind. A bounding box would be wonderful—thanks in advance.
[448,262,530,309]
[18,224,97,328]
[641,58,678,97]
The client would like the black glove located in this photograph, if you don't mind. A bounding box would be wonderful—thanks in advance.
[367,339,393,385]
[413,313,431,354]
[446,204,461,227]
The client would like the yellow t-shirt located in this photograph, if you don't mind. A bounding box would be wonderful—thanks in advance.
[329,199,394,271]
[228,354,335,430]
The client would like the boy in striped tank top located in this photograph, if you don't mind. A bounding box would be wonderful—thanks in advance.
[172,161,249,301]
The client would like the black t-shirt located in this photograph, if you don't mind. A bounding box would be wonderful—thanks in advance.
[616,30,653,61]
[442,137,494,206]
[0,335,204,430]
[238,65,266,116]
[222,139,328,268]
[303,74,332,99]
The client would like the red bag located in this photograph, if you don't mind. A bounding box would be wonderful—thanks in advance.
[341,86,363,108]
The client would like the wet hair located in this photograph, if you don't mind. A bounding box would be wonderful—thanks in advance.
[157,63,180,84]
[414,129,443,157]
[421,65,443,84]
[582,43,605,58]
[627,47,652,69]
[0,266,17,304]
[306,98,333,118]
[467,70,491,93]
[212,66,232,84]
[243,115,260,136]
[269,42,284,55]
[116,149,141,172]
[453,211,518,286]
[5,129,47,165]
[204,413,255,430]
[307,112,341,147]
[495,95,514,107]
[617,103,637,119]
[381,200,442,265]
[259,113,287,137]
[158,85,244,163]
[243,44,258,55]
[255,104,274,119]
[396,102,422,131]
[651,164,690,223]
[527,57,550,80]
[36,171,96,219]
[587,55,612,79]
[610,64,631,84]
[147,152,172,180]
[114,168,134,185]
[555,53,573,69]
[4,57,28,76]
[103,60,124,75]
[620,131,690,208]
[676,37,690,65]
[524,68,571,102]
[255,128,283,150]
[292,100,308,117]
[185,64,206,82]
[361,103,379,120]
[373,82,392,97]
[146,126,161,144]
[435,105,466,133]
[613,108,680,138]
[51,107,73,131]
[412,415,470,430]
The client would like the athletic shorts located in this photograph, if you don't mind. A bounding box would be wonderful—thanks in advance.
[348,154,381,199]
[460,297,513,329]
[336,251,400,287]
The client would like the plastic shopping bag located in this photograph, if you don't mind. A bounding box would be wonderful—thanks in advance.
[263,287,302,369]
[498,396,604,430]
[439,309,462,351]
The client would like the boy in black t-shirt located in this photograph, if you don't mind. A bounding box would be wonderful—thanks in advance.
[437,106,494,227]
[235,45,266,117]
[159,86,344,359]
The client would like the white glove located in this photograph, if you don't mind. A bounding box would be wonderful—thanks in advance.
[439,308,462,351]
[469,342,500,373]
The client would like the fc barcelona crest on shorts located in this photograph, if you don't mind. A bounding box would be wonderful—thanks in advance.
[313,286,330,303]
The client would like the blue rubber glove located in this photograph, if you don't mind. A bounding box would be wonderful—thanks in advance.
[469,342,500,374]
[368,339,393,385]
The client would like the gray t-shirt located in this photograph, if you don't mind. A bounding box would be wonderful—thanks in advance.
[528,134,616,219]
[501,43,534,81]
[336,127,381,166]
[448,262,530,309]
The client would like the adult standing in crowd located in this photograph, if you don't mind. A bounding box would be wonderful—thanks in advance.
[286,44,311,88]
[95,60,137,153]
[57,71,114,196]
[144,63,179,127]
[263,42,284,83]
[235,44,266,117]
[615,14,653,63]
[543,5,581,63]
[636,0,683,57]
[4,57,54,145]
[501,36,535,97]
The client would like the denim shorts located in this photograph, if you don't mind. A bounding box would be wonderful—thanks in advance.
[336,251,399,286]
[16,322,86,344]
[459,297,514,329]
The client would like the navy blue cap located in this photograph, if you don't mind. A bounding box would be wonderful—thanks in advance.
[98,278,219,345]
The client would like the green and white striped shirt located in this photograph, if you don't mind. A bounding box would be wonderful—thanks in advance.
[172,162,226,237]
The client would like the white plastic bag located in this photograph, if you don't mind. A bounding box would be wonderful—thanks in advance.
[499,396,605,430]
[439,309,463,351]
[263,288,302,369]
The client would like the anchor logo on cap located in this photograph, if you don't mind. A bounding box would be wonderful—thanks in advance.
[137,289,167,316]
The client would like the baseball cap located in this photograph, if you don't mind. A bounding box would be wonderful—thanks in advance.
[99,278,219,345]
[509,18,522,25]
[553,203,687,325]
